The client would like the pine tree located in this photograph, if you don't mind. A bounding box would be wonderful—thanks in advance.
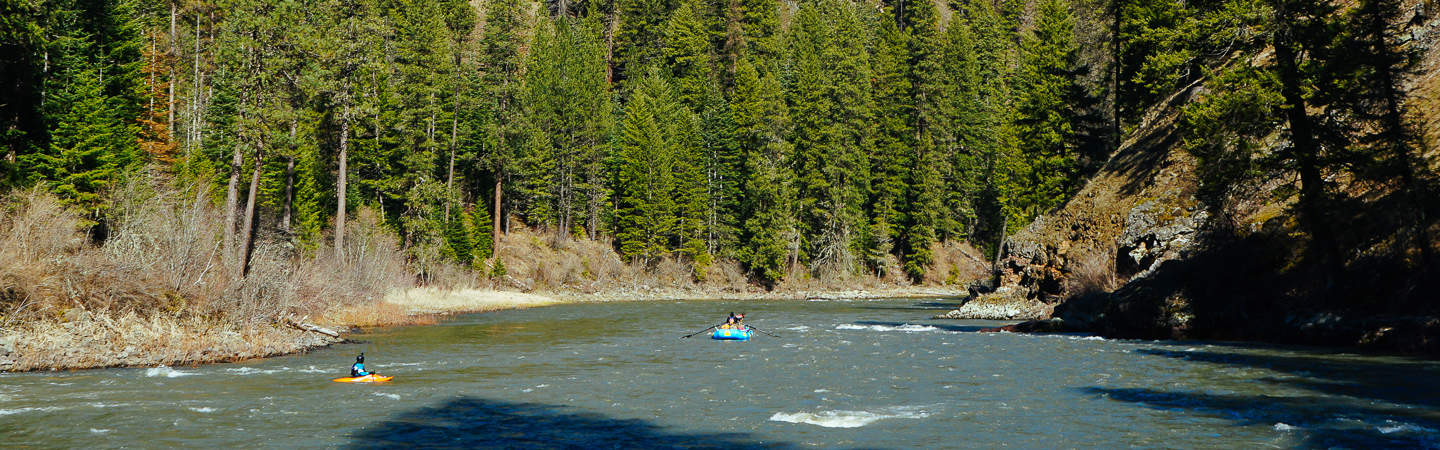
[661,0,714,109]
[614,69,683,262]
[26,63,137,216]
[518,16,613,238]
[787,0,874,276]
[732,57,793,286]
[698,81,742,256]
[866,19,912,275]
[615,0,680,80]
[1014,0,1081,222]
[897,0,947,282]
[478,0,530,247]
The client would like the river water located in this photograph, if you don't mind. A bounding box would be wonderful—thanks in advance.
[3,298,1438,448]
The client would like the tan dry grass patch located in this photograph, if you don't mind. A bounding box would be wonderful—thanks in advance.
[381,287,565,314]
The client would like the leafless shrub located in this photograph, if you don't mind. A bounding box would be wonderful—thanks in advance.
[1066,249,1120,296]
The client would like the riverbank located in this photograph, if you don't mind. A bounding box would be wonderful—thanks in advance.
[0,285,968,372]
[326,285,969,324]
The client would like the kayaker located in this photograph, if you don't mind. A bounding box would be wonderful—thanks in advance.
[351,354,371,377]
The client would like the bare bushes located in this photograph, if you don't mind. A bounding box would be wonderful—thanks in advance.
[7,311,334,371]
[292,208,412,313]
[0,188,86,326]
[1066,248,1120,297]
[489,228,754,294]
[494,229,638,292]
[0,178,415,370]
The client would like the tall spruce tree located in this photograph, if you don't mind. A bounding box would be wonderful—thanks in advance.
[733,57,793,286]
[1014,0,1081,221]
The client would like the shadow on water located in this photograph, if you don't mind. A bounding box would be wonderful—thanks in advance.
[350,397,800,449]
[1081,387,1438,448]
[1133,348,1440,409]
[1082,347,1440,448]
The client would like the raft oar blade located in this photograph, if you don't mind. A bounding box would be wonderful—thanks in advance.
[745,325,781,338]
[682,324,720,338]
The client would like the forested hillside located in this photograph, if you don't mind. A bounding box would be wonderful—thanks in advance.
[2,0,1103,289]
[3,0,1438,358]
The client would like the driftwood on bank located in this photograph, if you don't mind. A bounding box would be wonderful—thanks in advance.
[283,316,341,337]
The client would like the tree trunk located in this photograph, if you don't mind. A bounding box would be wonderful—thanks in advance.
[493,176,502,256]
[239,143,264,277]
[1363,0,1431,263]
[447,83,458,219]
[168,2,176,135]
[1273,18,1340,279]
[189,12,202,158]
[335,106,350,256]
[224,142,242,261]
[282,119,296,234]
[992,218,1006,274]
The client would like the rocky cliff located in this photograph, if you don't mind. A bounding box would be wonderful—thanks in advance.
[945,0,1440,354]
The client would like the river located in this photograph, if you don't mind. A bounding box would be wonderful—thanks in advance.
[3,298,1438,448]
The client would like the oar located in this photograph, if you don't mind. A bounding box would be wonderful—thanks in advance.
[744,324,781,338]
[681,324,720,338]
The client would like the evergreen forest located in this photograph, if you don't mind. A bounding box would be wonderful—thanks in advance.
[1,0,1433,290]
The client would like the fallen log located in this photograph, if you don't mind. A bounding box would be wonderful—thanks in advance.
[284,317,341,337]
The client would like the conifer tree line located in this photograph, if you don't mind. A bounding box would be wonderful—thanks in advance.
[2,0,1428,286]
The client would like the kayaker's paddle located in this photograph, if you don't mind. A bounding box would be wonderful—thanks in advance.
[681,324,720,338]
[745,325,781,338]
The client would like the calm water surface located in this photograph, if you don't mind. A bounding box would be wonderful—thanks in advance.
[3,298,1438,448]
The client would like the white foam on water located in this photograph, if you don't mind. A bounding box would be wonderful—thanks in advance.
[769,405,932,428]
[835,324,939,333]
[298,366,326,373]
[786,325,811,332]
[535,384,549,388]
[1273,423,1298,431]
[0,407,64,415]
[144,366,196,378]
[813,389,830,393]
[189,407,216,413]
[1378,421,1435,434]
[372,392,400,400]
[90,428,112,434]
[226,367,281,375]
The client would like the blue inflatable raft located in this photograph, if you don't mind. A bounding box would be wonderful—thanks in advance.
[711,328,753,340]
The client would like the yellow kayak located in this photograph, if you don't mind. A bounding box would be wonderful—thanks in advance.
[332,374,393,383]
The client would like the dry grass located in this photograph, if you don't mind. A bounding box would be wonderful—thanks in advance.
[379,288,565,314]
[319,301,437,328]
[924,241,991,286]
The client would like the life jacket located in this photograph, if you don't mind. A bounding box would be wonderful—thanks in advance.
[351,362,368,377]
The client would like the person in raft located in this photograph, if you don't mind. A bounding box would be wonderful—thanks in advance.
[720,312,739,329]
[733,313,746,330]
[351,354,372,377]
